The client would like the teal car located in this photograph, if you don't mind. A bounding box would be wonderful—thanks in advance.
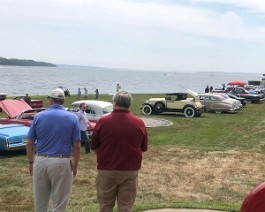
[0,124,29,151]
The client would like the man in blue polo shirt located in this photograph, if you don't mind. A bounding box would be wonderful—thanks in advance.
[26,88,81,212]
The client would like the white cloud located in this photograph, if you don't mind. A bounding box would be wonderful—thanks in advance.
[0,0,265,71]
[192,0,265,13]
[1,0,265,42]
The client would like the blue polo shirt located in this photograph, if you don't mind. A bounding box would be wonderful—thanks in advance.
[28,104,80,155]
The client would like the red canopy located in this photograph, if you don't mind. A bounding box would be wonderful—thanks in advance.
[227,80,247,86]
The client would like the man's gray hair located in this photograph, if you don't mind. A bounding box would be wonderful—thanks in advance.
[113,91,132,109]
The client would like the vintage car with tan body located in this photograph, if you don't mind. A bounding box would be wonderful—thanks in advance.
[141,89,205,118]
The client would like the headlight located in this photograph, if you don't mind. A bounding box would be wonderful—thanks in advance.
[22,138,27,144]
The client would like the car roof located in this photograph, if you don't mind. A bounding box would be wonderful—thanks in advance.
[70,100,113,108]
[166,93,186,95]
[0,99,32,118]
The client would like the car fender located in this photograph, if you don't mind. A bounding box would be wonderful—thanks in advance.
[182,104,195,112]
[142,103,155,110]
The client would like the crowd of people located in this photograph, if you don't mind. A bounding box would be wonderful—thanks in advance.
[25,88,146,211]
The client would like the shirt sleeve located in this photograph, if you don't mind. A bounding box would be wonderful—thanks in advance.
[72,115,81,142]
[141,126,148,152]
[27,116,38,142]
[91,120,102,150]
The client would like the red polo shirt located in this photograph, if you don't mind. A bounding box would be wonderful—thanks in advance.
[91,109,148,170]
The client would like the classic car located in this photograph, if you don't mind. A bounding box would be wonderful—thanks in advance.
[0,93,7,100]
[199,93,240,113]
[67,100,113,135]
[226,93,247,107]
[67,100,113,121]
[141,89,205,117]
[220,93,243,109]
[214,87,265,103]
[13,96,44,108]
[0,124,30,151]
[0,99,45,126]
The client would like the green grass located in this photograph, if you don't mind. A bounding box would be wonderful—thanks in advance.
[1,94,265,211]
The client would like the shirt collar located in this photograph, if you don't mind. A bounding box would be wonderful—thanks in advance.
[49,104,65,110]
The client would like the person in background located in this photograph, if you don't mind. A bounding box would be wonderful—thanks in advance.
[210,86,213,92]
[24,93,31,105]
[95,89,99,100]
[77,88,81,100]
[116,83,121,92]
[26,88,81,212]
[91,91,148,212]
[84,87,88,99]
[76,102,92,154]
[64,89,70,97]
[205,85,209,93]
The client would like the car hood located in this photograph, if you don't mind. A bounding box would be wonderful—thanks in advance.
[0,100,32,119]
[187,89,199,98]
[0,124,30,137]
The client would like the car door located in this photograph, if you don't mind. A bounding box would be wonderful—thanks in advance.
[201,95,212,111]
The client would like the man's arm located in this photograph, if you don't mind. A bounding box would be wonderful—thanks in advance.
[72,141,81,177]
[26,139,35,176]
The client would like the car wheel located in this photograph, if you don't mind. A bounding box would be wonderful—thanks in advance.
[184,106,195,118]
[154,102,164,113]
[142,105,153,115]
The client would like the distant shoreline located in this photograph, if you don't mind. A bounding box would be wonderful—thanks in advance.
[0,57,56,67]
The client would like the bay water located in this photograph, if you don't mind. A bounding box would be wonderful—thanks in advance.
[0,65,263,96]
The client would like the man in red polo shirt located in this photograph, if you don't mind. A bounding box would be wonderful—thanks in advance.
[91,91,148,212]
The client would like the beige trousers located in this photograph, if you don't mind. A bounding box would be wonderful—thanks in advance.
[96,170,139,212]
[33,156,73,212]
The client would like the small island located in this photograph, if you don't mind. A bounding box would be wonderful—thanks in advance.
[0,57,56,67]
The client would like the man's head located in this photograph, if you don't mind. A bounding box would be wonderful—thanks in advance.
[79,102,87,111]
[47,88,65,105]
[113,91,132,109]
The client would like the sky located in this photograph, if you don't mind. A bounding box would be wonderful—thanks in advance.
[1,0,265,73]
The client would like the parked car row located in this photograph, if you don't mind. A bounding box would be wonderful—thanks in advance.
[141,89,253,117]
[213,86,265,103]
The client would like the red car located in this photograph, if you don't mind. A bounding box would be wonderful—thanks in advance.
[0,99,95,136]
[13,96,44,108]
[0,99,45,126]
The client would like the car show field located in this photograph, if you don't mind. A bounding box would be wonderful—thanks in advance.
[0,93,265,211]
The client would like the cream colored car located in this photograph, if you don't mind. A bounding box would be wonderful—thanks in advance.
[141,89,205,118]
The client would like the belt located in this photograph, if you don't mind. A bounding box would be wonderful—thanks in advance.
[36,153,70,158]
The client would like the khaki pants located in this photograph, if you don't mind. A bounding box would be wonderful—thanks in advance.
[96,170,139,212]
[33,156,73,212]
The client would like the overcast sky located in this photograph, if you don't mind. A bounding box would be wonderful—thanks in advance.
[1,0,265,72]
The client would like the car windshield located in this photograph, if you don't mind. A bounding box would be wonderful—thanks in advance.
[102,105,113,114]
[221,94,229,99]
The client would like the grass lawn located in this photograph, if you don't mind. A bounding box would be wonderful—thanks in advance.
[1,93,265,211]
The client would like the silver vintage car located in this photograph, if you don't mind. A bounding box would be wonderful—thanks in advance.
[199,93,240,114]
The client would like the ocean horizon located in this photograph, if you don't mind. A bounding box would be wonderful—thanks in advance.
[1,65,263,97]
